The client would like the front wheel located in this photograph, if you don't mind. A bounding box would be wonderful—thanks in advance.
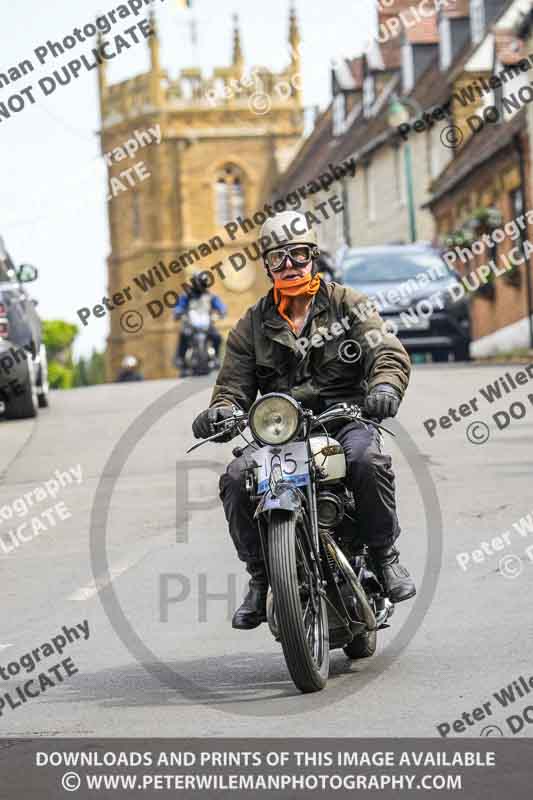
[269,510,329,693]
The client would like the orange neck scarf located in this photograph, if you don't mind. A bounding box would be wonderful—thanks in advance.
[273,273,321,332]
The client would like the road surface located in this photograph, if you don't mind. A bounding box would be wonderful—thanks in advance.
[0,362,532,738]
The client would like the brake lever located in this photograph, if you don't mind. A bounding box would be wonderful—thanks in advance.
[186,413,247,454]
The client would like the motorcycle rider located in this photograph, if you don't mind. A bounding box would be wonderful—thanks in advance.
[192,211,416,629]
[174,272,227,372]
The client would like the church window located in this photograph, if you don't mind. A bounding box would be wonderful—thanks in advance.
[215,164,245,225]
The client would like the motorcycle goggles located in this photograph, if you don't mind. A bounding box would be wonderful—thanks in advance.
[264,244,314,272]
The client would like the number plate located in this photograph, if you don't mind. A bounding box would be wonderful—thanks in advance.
[254,442,309,494]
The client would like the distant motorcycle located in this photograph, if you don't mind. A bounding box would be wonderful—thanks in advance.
[181,307,218,377]
[188,394,396,693]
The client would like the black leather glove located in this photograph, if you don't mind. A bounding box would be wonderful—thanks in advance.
[192,406,237,441]
[364,384,401,421]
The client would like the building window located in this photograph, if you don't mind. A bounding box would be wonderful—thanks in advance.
[333,93,346,136]
[363,75,375,117]
[439,15,452,70]
[471,0,485,44]
[215,164,245,226]
[402,44,415,93]
[132,192,141,240]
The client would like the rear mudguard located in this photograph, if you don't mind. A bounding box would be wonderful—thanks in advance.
[253,486,302,519]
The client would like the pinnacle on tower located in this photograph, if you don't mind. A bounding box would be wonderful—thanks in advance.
[148,8,164,107]
[96,30,107,117]
[232,13,244,68]
[289,2,301,64]
[149,8,161,74]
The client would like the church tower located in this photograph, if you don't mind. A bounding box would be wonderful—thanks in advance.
[98,7,304,380]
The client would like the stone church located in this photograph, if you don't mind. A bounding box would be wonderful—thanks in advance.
[98,7,304,380]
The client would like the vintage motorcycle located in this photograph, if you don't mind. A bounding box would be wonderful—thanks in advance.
[180,307,218,377]
[188,393,395,693]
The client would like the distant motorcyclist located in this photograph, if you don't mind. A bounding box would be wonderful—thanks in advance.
[174,273,226,372]
[117,355,143,382]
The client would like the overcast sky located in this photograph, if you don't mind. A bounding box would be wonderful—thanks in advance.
[0,0,375,357]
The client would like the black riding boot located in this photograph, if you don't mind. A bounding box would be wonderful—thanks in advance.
[232,561,268,630]
[370,545,416,604]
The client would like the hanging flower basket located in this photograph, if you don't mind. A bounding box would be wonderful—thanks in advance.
[469,206,503,230]
[441,227,475,249]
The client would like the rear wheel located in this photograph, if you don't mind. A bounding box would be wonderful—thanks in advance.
[269,510,329,693]
[432,351,449,363]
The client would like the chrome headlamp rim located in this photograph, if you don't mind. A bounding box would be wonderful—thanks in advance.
[249,392,302,445]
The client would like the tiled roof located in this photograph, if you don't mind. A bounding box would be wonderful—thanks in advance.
[427,108,527,204]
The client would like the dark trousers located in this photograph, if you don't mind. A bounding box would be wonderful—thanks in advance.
[219,421,401,564]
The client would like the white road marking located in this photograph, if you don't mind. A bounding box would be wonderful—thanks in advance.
[69,555,147,601]
[0,645,13,651]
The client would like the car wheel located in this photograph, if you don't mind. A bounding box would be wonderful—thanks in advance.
[37,344,50,408]
[453,343,471,362]
[432,351,449,363]
[5,360,38,420]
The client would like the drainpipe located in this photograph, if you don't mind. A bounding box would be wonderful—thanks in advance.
[514,132,533,349]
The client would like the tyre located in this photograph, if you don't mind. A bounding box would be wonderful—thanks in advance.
[344,628,377,660]
[36,344,49,408]
[453,342,471,362]
[5,361,38,420]
[269,510,329,693]
[432,351,449,363]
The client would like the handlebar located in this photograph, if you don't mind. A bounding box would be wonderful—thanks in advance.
[186,402,394,454]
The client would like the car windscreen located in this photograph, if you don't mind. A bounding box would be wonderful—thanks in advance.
[342,251,451,284]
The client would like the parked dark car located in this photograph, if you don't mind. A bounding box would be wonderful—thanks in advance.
[339,243,471,362]
[0,237,48,419]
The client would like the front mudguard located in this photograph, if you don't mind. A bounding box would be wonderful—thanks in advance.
[253,486,302,519]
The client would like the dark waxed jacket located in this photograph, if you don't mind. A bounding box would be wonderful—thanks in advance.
[209,279,411,414]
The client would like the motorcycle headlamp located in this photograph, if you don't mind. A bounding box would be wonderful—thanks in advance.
[249,393,302,445]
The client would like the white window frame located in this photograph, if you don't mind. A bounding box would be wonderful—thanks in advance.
[439,15,452,71]
[333,92,347,136]
[471,0,485,45]
[402,43,415,94]
[363,75,375,117]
